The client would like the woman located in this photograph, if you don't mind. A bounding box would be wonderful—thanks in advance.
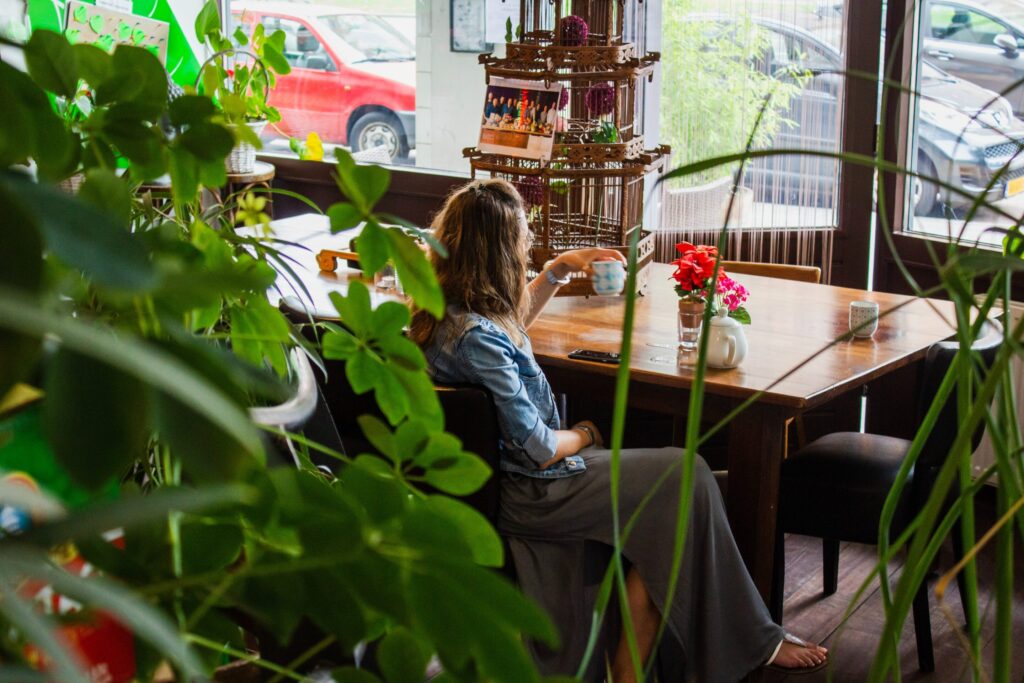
[410,180,827,682]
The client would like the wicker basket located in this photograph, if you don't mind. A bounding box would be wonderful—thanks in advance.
[57,172,86,194]
[226,120,268,175]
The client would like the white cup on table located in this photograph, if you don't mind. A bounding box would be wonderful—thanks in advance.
[591,260,626,297]
[849,300,879,338]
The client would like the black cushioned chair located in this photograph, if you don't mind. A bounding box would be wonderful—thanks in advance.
[772,320,1002,672]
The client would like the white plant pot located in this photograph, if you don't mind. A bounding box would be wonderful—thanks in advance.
[226,120,268,175]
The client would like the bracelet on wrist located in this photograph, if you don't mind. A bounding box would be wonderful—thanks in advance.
[545,267,571,287]
[575,425,594,447]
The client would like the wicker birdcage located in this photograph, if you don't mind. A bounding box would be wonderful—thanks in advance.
[469,0,665,296]
[518,0,632,47]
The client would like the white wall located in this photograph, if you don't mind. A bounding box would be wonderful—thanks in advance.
[415,0,487,173]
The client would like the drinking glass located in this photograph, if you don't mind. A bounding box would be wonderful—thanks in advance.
[677,300,705,350]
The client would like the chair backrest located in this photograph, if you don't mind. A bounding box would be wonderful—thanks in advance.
[914,319,1003,479]
[720,260,822,284]
[435,384,503,523]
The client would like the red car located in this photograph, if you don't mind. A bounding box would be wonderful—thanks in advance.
[233,1,416,160]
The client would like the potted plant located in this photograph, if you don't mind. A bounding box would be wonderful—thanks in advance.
[670,241,750,350]
[194,0,291,174]
[1,29,557,682]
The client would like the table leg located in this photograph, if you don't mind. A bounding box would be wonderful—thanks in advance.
[726,403,789,602]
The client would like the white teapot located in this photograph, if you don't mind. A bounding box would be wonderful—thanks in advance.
[705,308,748,369]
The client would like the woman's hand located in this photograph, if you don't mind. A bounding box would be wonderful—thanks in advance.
[571,419,604,449]
[550,249,627,279]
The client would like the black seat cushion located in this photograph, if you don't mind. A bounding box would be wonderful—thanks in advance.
[779,432,916,544]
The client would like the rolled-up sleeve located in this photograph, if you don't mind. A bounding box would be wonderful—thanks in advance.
[457,327,557,465]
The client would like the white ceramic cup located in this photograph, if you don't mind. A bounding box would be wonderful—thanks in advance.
[591,260,626,297]
[849,300,879,338]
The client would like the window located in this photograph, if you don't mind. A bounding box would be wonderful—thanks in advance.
[659,2,846,243]
[903,0,1024,248]
[930,4,1010,46]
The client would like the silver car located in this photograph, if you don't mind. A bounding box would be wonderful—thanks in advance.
[921,0,1024,115]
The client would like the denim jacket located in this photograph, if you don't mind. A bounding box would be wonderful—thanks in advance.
[423,308,587,479]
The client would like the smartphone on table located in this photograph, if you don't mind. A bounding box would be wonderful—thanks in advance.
[567,349,621,364]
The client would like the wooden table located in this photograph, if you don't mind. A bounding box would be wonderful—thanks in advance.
[263,214,958,599]
[528,262,956,598]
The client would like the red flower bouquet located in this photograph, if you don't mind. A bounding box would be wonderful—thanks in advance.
[670,242,724,299]
[670,242,751,323]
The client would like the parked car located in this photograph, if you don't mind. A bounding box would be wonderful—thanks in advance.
[380,13,416,45]
[691,14,1024,215]
[232,1,416,160]
[922,0,1024,116]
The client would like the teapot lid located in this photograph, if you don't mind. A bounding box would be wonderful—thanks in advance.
[710,307,741,328]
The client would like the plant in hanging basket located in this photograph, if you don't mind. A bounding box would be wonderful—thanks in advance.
[559,15,589,46]
[194,0,290,127]
[584,82,615,116]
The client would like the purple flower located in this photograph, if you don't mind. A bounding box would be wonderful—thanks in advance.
[559,15,589,46]
[558,87,569,111]
[584,82,615,116]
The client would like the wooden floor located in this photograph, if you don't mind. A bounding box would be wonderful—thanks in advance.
[765,532,1024,682]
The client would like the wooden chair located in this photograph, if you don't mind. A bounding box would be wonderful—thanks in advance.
[720,260,822,284]
[773,320,1002,672]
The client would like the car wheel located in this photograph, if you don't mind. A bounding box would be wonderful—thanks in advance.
[914,153,940,217]
[350,112,407,160]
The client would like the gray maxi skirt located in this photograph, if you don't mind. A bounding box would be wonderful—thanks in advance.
[498,447,784,682]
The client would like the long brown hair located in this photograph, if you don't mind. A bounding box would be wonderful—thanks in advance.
[409,179,529,347]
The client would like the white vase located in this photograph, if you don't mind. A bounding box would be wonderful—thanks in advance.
[226,120,268,175]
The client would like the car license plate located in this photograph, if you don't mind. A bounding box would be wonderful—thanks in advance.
[1007,176,1024,198]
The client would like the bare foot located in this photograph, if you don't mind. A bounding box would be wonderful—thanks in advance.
[771,640,828,669]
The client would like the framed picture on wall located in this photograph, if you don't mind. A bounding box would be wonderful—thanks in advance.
[450,0,486,52]
[478,78,564,162]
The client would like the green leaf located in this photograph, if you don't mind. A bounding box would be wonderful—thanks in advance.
[78,168,133,223]
[232,26,249,45]
[168,94,216,127]
[728,307,751,324]
[393,367,443,430]
[342,456,406,523]
[374,367,409,425]
[386,228,444,318]
[322,327,360,360]
[169,146,200,204]
[179,121,236,162]
[357,414,397,460]
[425,496,503,567]
[195,0,222,42]
[377,627,430,683]
[302,571,367,650]
[229,297,292,374]
[421,449,491,496]
[354,163,390,210]
[24,30,79,98]
[95,45,168,111]
[376,335,425,372]
[372,301,411,337]
[356,221,389,275]
[24,484,254,548]
[73,43,110,86]
[346,351,386,395]
[0,172,156,291]
[180,519,244,574]
[328,202,364,232]
[0,184,43,396]
[329,283,373,336]
[42,347,151,490]
[261,41,291,76]
[220,92,248,119]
